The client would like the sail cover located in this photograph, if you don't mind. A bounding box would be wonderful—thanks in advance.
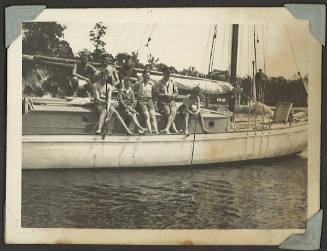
[149,74,234,95]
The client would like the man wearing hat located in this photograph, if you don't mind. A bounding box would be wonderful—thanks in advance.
[70,49,98,97]
[156,66,180,134]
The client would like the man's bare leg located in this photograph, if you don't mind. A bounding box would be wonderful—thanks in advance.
[143,111,152,133]
[162,113,176,134]
[161,105,178,134]
[96,110,107,134]
[170,122,179,133]
[150,112,158,134]
[184,112,190,135]
[112,109,133,135]
[127,112,146,132]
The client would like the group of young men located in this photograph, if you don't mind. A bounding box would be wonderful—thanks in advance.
[71,50,209,136]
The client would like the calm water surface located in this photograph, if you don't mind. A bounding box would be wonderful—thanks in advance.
[22,156,307,229]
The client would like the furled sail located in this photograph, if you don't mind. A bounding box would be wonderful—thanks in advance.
[149,74,234,95]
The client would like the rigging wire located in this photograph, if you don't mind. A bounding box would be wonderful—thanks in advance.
[262,25,267,74]
[255,26,261,71]
[208,24,217,74]
[111,23,126,54]
[285,25,300,74]
[264,25,269,75]
[144,23,158,49]
[300,29,309,62]
[210,25,218,73]
[247,24,251,76]
[210,33,216,72]
[224,25,229,71]
[115,23,136,54]
[137,23,150,53]
[202,25,212,74]
[220,24,226,71]
[138,23,154,59]
[253,24,258,74]
[143,23,158,62]
[149,23,158,39]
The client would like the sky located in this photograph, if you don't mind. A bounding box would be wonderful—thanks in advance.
[62,22,309,78]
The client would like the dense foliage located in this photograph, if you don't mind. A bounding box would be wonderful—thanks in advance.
[89,22,114,62]
[239,75,308,107]
[22,22,74,58]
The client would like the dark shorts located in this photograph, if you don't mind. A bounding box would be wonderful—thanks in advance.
[158,101,177,117]
[137,99,155,115]
[95,102,116,114]
[178,104,187,114]
[95,102,106,114]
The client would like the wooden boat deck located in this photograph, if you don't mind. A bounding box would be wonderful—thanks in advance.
[23,97,307,135]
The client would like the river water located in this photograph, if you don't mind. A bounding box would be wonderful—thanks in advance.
[22,155,307,229]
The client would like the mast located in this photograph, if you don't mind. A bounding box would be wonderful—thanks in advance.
[230,24,239,84]
[253,26,258,73]
[230,24,239,106]
[252,25,258,101]
[252,60,256,100]
[208,25,217,75]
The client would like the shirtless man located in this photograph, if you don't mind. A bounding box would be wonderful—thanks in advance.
[94,55,133,135]
[70,49,97,97]
[178,86,209,135]
[98,53,120,88]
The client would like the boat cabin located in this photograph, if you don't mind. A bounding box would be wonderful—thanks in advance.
[23,97,232,135]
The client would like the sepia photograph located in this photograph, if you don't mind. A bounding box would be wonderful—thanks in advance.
[5,7,322,245]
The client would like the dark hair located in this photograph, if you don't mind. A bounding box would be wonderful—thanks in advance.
[79,49,91,57]
[192,86,201,95]
[162,66,171,74]
[124,78,132,88]
[101,53,110,59]
[143,68,151,75]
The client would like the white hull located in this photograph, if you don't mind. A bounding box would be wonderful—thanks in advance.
[22,123,308,169]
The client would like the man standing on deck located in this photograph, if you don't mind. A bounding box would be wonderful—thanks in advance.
[70,49,98,97]
[255,69,267,102]
[134,69,159,134]
[228,90,236,122]
[156,66,180,134]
